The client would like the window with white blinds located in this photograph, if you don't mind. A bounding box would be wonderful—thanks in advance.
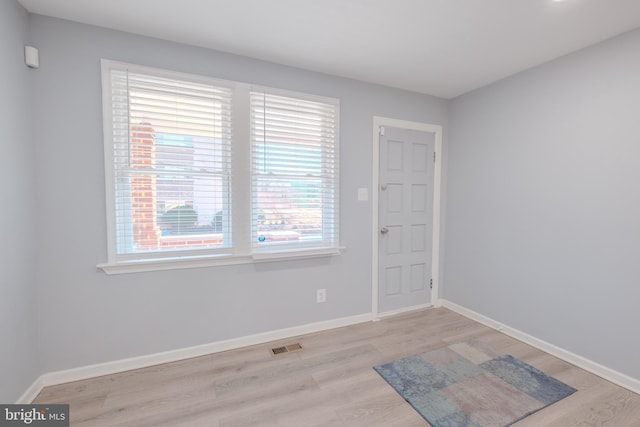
[104,61,232,262]
[250,90,339,252]
[102,61,341,270]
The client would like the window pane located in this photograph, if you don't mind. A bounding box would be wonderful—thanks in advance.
[108,65,232,259]
[254,176,324,243]
[250,91,339,251]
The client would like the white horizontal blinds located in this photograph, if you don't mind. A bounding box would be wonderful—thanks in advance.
[109,67,232,258]
[250,91,339,251]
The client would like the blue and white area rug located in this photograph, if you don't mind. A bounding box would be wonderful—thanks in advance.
[374,344,577,427]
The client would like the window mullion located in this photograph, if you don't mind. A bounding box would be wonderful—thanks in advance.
[231,83,252,255]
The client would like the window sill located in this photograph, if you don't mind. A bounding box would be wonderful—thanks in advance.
[251,247,344,262]
[97,246,345,275]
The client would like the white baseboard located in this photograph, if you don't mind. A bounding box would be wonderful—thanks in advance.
[16,376,45,404]
[22,301,640,402]
[18,312,374,403]
[377,303,433,319]
[439,299,640,395]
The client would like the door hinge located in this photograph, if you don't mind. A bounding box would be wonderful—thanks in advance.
[433,152,436,163]
[379,126,385,136]
[430,278,433,289]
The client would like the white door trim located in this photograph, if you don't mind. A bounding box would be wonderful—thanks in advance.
[372,116,443,318]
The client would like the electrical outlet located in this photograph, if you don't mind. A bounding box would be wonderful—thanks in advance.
[317,288,326,303]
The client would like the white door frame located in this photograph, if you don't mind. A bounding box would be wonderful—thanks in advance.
[372,116,443,318]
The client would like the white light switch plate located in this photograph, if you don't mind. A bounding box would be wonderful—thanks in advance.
[357,187,369,201]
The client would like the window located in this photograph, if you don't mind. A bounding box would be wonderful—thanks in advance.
[101,61,340,271]
[102,61,232,264]
[250,91,339,253]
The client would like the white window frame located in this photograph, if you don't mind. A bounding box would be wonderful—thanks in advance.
[249,86,340,258]
[98,61,342,274]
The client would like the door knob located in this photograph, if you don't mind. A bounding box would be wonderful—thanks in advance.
[380,227,389,234]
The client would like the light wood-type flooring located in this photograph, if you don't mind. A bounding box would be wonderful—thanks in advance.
[34,308,640,426]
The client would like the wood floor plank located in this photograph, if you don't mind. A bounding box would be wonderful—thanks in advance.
[32,307,640,426]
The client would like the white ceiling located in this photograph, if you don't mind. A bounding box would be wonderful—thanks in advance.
[18,0,640,99]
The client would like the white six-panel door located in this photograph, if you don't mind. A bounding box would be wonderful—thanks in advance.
[378,126,435,314]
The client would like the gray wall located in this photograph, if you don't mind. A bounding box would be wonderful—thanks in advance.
[0,0,40,402]
[28,15,448,372]
[446,28,640,379]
